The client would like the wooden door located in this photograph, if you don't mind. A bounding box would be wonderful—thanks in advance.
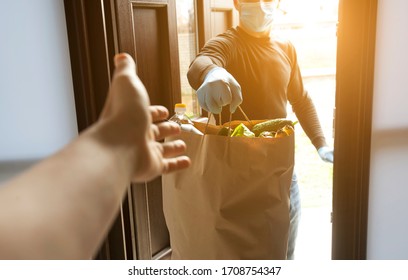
[64,0,181,260]
[64,0,129,260]
[196,0,239,50]
[209,0,239,37]
[114,0,181,260]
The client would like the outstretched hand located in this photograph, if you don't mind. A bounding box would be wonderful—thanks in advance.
[99,53,191,182]
[0,53,190,260]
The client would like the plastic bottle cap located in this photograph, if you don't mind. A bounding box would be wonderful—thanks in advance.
[174,103,187,109]
[174,103,187,114]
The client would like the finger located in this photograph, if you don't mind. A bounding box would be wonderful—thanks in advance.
[149,105,169,123]
[206,98,222,114]
[205,88,224,114]
[162,156,191,174]
[152,121,181,141]
[208,81,234,114]
[217,82,233,107]
[161,140,187,158]
[196,87,210,112]
[228,78,242,113]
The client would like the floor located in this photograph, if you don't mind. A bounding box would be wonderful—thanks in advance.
[291,75,335,260]
[295,207,332,260]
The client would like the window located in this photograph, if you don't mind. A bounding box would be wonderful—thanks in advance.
[176,0,200,118]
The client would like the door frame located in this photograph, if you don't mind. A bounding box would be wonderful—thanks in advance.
[64,0,181,260]
[332,0,377,259]
[64,0,132,259]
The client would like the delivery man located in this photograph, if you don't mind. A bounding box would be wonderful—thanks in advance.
[187,0,334,259]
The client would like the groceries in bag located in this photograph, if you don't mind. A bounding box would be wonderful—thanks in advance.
[169,103,203,135]
[193,117,298,139]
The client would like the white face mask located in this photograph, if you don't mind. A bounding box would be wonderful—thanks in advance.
[239,2,275,33]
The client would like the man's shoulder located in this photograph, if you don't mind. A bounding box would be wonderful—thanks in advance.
[270,35,297,56]
[213,27,240,40]
[204,27,240,48]
[270,35,294,49]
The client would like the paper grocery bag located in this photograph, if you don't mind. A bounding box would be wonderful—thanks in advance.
[162,131,294,260]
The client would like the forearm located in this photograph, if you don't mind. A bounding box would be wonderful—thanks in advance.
[0,53,190,259]
[0,122,134,259]
[294,96,327,149]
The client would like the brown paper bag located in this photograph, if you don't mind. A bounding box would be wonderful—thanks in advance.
[162,130,294,260]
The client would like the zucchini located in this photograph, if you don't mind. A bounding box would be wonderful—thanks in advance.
[252,118,295,136]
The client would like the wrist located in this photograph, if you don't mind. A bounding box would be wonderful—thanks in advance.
[87,119,143,182]
[203,66,222,82]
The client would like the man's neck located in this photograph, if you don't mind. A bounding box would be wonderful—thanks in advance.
[238,23,271,38]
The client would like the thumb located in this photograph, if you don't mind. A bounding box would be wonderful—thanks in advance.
[113,53,136,73]
[100,53,134,119]
[101,53,150,122]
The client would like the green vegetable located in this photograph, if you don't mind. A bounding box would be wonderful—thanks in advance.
[231,123,255,138]
[252,118,296,136]
[217,127,233,136]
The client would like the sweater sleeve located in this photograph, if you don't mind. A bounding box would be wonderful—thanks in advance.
[187,32,235,90]
[187,56,218,90]
[285,42,328,149]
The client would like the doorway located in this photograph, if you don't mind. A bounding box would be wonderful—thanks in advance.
[177,0,339,259]
[64,0,375,260]
[272,0,339,259]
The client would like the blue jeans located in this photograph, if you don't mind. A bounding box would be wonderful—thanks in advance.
[287,173,301,260]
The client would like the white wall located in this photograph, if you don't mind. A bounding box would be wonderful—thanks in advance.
[367,0,408,259]
[0,0,77,183]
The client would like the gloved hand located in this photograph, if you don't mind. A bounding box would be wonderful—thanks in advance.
[196,67,243,114]
[318,146,334,163]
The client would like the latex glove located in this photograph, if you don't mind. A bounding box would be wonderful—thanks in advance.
[318,146,334,163]
[196,67,242,114]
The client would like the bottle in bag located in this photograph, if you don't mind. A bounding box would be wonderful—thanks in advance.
[169,103,203,135]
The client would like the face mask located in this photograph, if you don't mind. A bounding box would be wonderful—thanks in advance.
[239,2,275,33]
